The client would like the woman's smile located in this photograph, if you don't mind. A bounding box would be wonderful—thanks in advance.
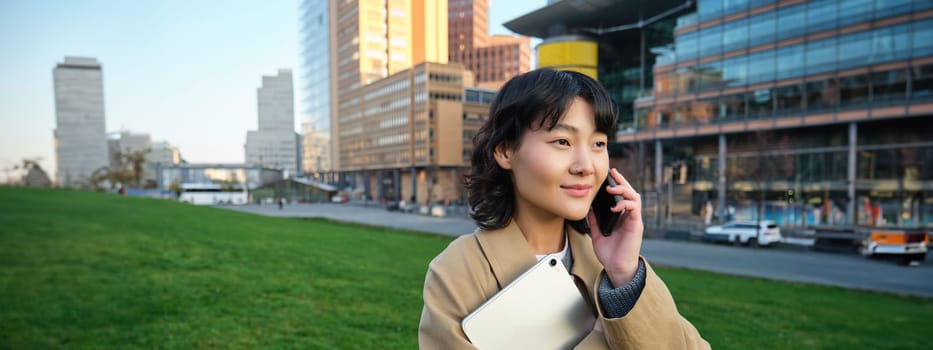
[561,184,592,198]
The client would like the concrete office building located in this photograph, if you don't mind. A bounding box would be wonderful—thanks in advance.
[507,0,933,228]
[245,69,299,177]
[337,62,493,204]
[302,0,449,178]
[448,0,531,89]
[53,56,109,188]
[327,0,448,173]
[149,141,182,170]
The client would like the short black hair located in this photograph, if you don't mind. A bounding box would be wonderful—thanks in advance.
[466,68,617,230]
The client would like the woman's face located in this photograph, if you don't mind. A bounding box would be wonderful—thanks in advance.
[496,97,610,222]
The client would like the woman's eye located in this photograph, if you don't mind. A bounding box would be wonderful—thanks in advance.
[594,141,607,148]
[554,139,570,146]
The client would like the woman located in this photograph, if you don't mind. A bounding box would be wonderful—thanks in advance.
[418,69,709,349]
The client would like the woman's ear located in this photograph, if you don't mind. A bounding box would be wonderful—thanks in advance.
[493,143,513,170]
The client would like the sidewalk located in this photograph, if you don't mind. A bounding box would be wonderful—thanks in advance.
[218,202,933,298]
[225,202,477,236]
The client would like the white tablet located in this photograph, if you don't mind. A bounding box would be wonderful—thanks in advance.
[461,254,594,349]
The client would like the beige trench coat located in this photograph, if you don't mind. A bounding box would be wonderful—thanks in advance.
[419,221,710,349]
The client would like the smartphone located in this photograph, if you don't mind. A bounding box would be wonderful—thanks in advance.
[569,175,625,236]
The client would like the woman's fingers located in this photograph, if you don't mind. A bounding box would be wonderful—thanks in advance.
[612,199,640,214]
[606,168,640,210]
[607,169,638,196]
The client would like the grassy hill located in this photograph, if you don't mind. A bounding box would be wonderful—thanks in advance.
[1,187,931,349]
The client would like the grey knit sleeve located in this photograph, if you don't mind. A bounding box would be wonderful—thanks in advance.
[597,258,647,319]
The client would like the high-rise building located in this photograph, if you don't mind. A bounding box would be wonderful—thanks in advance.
[245,69,299,177]
[448,0,531,89]
[413,0,450,64]
[301,0,332,133]
[53,56,109,188]
[301,0,449,179]
[337,62,493,203]
[301,120,331,178]
[449,0,489,52]
[299,0,334,177]
[507,0,933,228]
[324,0,449,175]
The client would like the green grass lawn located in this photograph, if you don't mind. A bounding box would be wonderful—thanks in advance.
[1,187,931,349]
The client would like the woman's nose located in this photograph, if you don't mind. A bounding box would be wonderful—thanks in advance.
[570,152,595,176]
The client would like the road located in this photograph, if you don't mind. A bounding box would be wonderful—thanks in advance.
[222,202,933,298]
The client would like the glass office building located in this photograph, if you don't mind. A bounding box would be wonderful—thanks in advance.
[511,0,933,228]
[639,0,933,228]
[300,0,331,133]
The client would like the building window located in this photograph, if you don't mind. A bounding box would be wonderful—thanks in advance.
[776,45,804,80]
[776,4,806,41]
[806,78,838,112]
[722,56,747,87]
[839,74,871,107]
[805,37,837,75]
[747,11,776,47]
[747,50,775,85]
[775,84,803,115]
[911,64,933,99]
[722,93,746,120]
[747,88,773,118]
[913,19,933,57]
[722,18,748,53]
[838,0,874,27]
[837,31,873,70]
[699,25,722,58]
[806,0,838,33]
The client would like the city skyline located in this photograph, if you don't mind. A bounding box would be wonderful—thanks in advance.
[0,0,543,183]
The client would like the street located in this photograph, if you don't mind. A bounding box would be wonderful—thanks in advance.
[221,202,933,298]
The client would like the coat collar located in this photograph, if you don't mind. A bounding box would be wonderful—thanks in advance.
[474,220,602,295]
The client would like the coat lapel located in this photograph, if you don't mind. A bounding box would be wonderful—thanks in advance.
[474,220,603,296]
[567,226,602,300]
[473,220,539,289]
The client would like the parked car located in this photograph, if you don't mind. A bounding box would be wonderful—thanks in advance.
[704,220,782,246]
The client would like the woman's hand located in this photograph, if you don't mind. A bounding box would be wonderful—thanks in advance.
[588,168,643,287]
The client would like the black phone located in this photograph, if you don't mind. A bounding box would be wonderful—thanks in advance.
[569,175,625,236]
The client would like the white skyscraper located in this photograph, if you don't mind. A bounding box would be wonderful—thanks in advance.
[245,69,299,177]
[53,56,108,188]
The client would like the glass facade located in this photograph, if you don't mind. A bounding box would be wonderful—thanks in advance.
[601,19,677,131]
[623,0,933,228]
[657,20,929,94]
[300,0,331,131]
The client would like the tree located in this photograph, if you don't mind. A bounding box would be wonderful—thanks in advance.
[101,148,150,189]
[15,158,51,187]
[120,148,149,188]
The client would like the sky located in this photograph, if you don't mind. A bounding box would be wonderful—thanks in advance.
[0,0,545,183]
